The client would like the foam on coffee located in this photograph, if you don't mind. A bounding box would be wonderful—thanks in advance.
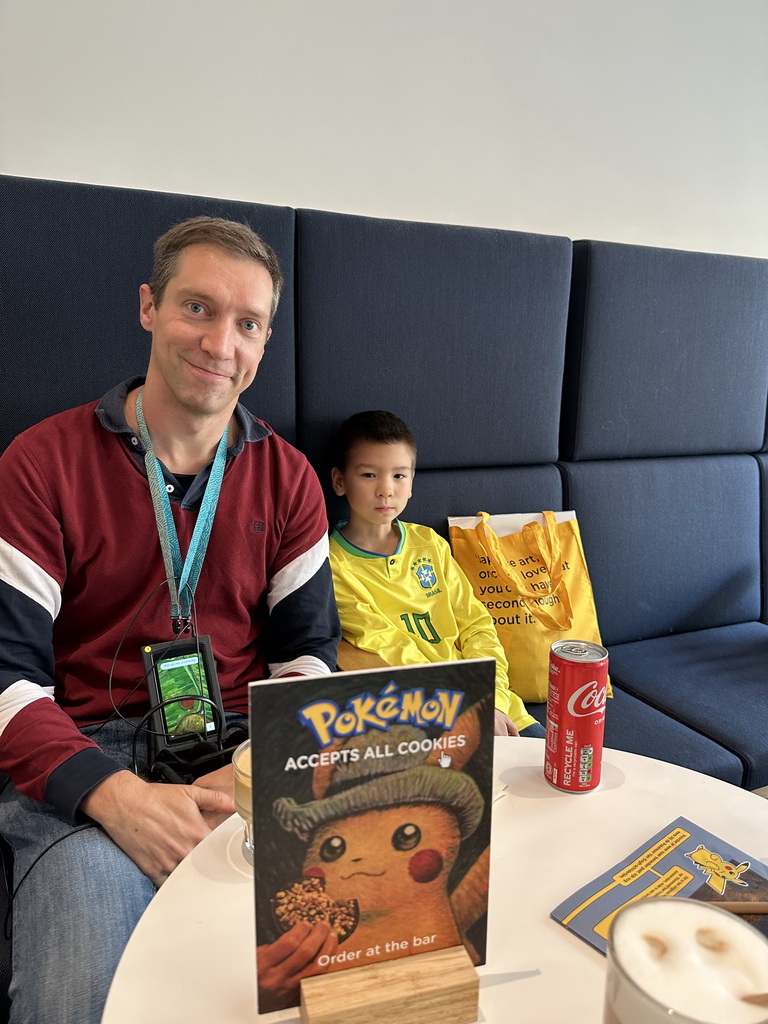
[608,898,768,1024]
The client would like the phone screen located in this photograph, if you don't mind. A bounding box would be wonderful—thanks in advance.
[155,649,216,741]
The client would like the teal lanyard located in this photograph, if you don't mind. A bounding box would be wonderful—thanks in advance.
[135,389,229,633]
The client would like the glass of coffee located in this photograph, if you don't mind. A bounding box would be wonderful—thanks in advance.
[604,897,768,1023]
[232,739,254,865]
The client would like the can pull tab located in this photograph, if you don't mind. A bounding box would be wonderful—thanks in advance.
[559,642,591,658]
[551,640,609,662]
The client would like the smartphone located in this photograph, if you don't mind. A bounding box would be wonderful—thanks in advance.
[141,635,224,754]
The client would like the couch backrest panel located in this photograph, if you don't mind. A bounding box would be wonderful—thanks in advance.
[0,175,297,449]
[562,240,768,461]
[562,456,762,645]
[294,208,572,471]
[758,454,768,624]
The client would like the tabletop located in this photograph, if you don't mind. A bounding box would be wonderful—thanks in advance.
[101,738,768,1024]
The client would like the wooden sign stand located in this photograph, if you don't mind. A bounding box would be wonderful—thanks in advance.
[300,945,479,1024]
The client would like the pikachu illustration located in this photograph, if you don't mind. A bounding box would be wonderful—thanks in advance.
[685,844,750,895]
[257,695,492,1012]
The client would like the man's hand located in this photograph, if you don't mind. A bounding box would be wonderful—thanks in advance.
[257,921,338,1012]
[80,769,235,887]
[193,763,235,830]
[494,709,520,737]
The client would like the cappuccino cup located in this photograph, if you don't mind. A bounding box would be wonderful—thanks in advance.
[604,897,768,1023]
[232,739,254,865]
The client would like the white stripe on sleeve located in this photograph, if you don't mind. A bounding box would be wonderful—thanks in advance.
[267,535,329,613]
[0,679,55,735]
[268,655,333,679]
[0,536,61,620]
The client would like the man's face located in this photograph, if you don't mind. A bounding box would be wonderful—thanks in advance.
[140,243,273,419]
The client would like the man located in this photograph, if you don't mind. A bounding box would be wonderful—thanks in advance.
[0,217,340,1024]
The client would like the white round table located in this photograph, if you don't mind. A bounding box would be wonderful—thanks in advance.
[101,739,768,1023]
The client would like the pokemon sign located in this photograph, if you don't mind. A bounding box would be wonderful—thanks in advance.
[248,659,496,1014]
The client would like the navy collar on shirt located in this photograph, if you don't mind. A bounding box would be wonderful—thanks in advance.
[94,375,271,508]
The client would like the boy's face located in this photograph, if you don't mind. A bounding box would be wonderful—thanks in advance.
[332,441,415,529]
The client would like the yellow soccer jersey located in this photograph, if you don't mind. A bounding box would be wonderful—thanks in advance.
[329,521,536,731]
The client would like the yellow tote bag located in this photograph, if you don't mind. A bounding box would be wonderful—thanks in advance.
[448,511,609,703]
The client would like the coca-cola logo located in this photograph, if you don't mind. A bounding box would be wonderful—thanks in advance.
[566,680,607,718]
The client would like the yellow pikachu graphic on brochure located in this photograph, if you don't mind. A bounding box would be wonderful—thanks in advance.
[685,844,750,894]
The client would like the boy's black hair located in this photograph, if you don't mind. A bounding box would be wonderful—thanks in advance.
[331,411,417,471]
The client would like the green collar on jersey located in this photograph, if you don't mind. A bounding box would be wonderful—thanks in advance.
[332,521,405,558]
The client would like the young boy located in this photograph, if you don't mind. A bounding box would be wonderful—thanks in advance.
[329,410,545,737]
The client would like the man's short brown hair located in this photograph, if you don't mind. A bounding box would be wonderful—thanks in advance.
[150,216,284,322]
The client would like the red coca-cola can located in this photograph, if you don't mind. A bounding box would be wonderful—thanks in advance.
[544,639,608,793]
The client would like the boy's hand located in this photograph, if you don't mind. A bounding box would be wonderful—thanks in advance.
[493,710,519,737]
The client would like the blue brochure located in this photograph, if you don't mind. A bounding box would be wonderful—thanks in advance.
[551,815,768,954]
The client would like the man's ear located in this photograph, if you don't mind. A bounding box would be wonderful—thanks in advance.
[138,284,156,333]
[330,467,345,496]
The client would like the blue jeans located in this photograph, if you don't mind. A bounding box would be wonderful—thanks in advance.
[0,714,244,1024]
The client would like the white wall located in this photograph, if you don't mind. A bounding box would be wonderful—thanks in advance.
[1,0,767,257]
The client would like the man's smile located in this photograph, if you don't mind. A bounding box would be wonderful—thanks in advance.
[186,360,232,382]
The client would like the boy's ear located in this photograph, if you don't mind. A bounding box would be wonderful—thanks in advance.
[330,467,345,496]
